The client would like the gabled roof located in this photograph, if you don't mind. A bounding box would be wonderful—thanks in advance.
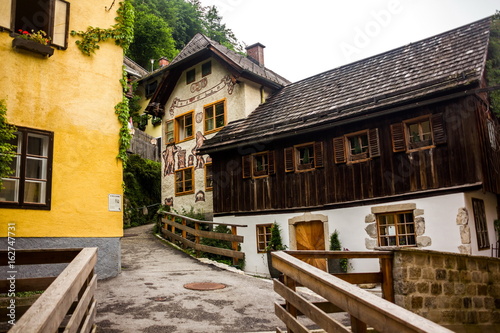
[124,56,149,79]
[200,17,493,154]
[146,33,290,114]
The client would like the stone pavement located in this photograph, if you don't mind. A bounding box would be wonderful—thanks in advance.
[95,224,312,333]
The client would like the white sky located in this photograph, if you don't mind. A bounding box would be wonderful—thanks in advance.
[198,0,499,82]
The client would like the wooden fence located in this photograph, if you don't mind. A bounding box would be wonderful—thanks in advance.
[161,212,247,265]
[0,248,98,333]
[128,128,160,162]
[272,251,453,333]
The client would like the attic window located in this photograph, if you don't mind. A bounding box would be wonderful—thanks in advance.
[202,61,212,77]
[186,69,195,84]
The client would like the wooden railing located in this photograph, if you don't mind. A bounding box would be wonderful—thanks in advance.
[272,251,453,333]
[161,212,247,265]
[0,248,98,333]
[286,250,394,302]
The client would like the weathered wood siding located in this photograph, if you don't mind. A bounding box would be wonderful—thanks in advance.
[211,95,500,214]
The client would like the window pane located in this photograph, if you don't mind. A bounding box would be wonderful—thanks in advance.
[24,181,46,203]
[0,179,19,202]
[409,123,420,142]
[205,118,214,131]
[215,102,224,116]
[26,157,47,179]
[27,134,48,156]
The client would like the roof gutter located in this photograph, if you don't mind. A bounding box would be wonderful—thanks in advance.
[199,84,500,155]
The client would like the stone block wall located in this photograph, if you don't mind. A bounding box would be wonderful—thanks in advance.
[393,248,500,325]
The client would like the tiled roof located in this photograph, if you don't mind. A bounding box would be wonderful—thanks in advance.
[200,17,492,153]
[169,33,290,87]
[124,56,149,78]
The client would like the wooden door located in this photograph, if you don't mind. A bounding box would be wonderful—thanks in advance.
[295,221,327,271]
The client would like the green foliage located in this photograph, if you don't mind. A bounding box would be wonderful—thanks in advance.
[266,222,286,251]
[329,230,348,273]
[116,68,133,165]
[202,5,242,53]
[71,0,135,55]
[123,154,161,228]
[0,100,16,189]
[487,11,500,118]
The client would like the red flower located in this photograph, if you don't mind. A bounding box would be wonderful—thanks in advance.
[22,31,29,35]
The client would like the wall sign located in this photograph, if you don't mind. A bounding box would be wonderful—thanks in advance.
[108,194,122,212]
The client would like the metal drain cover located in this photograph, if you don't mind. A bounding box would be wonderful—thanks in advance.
[183,282,226,291]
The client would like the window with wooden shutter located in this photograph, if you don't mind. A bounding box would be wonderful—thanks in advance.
[431,113,447,145]
[390,123,406,152]
[314,142,324,168]
[369,128,380,157]
[268,151,276,175]
[0,1,12,30]
[284,147,294,172]
[333,136,346,164]
[51,0,70,49]
[242,155,251,179]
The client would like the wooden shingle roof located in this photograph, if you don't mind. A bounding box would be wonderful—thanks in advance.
[200,17,492,154]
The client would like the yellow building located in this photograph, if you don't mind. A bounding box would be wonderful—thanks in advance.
[0,0,126,278]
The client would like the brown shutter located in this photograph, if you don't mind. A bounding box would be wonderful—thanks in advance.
[314,141,324,168]
[368,128,380,157]
[431,113,447,145]
[242,155,251,178]
[51,0,70,49]
[391,123,406,152]
[333,136,346,164]
[284,147,294,172]
[268,151,276,175]
[0,0,12,30]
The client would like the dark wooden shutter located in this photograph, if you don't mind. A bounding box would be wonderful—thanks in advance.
[0,0,12,30]
[390,123,406,152]
[51,0,70,49]
[314,142,324,168]
[268,151,276,175]
[284,147,294,172]
[368,128,381,157]
[242,155,251,178]
[431,113,447,145]
[333,136,346,164]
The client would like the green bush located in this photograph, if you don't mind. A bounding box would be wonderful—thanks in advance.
[123,154,161,228]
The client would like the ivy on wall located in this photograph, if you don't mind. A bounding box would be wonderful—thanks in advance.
[487,11,500,118]
[71,1,134,165]
[0,100,16,189]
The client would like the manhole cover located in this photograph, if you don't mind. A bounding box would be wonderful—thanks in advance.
[183,282,226,291]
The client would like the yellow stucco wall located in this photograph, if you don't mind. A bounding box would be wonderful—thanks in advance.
[0,2,124,237]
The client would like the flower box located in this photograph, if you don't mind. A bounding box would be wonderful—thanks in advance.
[12,38,54,57]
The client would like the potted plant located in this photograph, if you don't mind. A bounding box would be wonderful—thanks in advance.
[12,29,54,57]
[266,222,286,278]
[328,230,348,274]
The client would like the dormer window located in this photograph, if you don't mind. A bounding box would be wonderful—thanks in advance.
[1,0,70,49]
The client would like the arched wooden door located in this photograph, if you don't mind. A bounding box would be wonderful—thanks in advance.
[295,220,327,271]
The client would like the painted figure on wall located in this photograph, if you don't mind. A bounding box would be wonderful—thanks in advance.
[178,149,187,169]
[164,197,173,206]
[195,190,205,202]
[193,131,206,169]
[163,144,180,176]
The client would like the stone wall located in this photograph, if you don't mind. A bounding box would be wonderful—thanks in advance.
[393,248,500,326]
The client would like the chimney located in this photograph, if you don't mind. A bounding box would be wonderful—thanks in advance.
[158,57,170,67]
[245,43,265,66]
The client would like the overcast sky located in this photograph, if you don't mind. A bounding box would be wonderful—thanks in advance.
[198,0,499,82]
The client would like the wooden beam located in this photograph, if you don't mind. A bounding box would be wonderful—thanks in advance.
[162,219,244,242]
[274,302,309,333]
[332,272,383,284]
[286,250,393,259]
[64,274,97,333]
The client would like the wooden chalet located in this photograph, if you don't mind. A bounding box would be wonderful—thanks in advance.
[198,17,500,276]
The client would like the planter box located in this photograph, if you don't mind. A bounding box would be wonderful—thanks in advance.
[12,38,54,57]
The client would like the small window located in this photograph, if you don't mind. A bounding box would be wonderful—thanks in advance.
[175,111,194,142]
[295,143,315,171]
[0,127,53,209]
[334,129,380,164]
[242,151,275,179]
[202,61,212,77]
[285,142,323,172]
[165,120,174,144]
[472,198,490,250]
[204,100,226,133]
[377,211,416,247]
[186,69,195,84]
[407,118,432,150]
[256,224,273,252]
[5,0,70,49]
[487,119,497,150]
[175,167,194,196]
[145,80,158,98]
[348,131,369,162]
[205,163,213,191]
